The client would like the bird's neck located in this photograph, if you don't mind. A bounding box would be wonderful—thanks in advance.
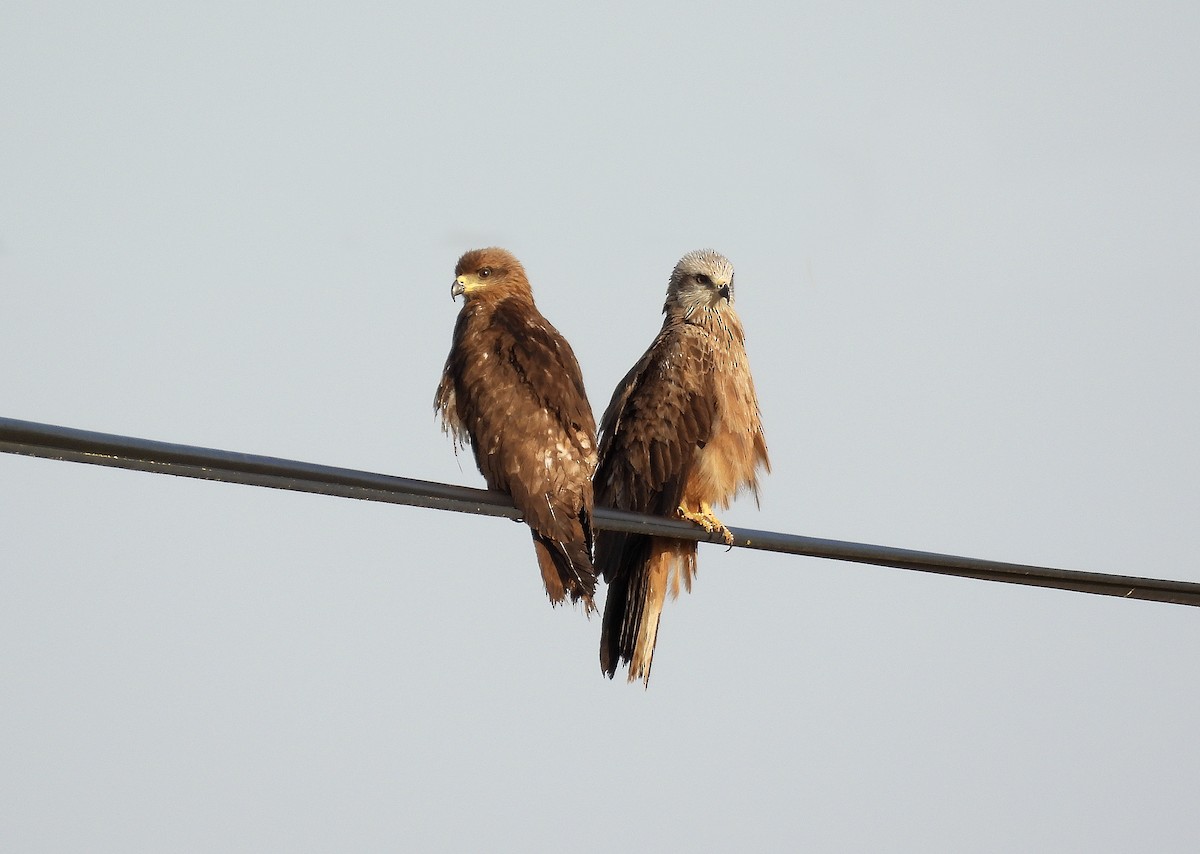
[670,303,743,342]
[462,290,535,321]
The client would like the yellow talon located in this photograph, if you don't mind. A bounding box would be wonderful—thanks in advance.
[677,501,734,546]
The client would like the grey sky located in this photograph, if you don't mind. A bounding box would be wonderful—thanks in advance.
[2,2,1199,851]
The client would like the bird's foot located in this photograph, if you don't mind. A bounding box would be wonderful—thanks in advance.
[677,501,734,546]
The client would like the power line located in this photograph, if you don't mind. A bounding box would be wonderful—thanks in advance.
[2,415,1198,608]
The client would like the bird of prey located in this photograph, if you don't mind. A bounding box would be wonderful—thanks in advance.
[435,247,599,610]
[595,249,769,684]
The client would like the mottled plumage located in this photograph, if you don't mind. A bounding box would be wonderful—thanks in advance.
[596,249,769,684]
[435,247,598,609]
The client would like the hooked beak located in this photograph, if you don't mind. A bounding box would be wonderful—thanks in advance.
[451,279,466,301]
[718,283,732,301]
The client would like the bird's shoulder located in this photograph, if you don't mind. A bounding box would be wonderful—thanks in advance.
[598,319,718,457]
[478,296,595,429]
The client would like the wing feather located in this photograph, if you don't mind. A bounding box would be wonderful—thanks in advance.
[595,322,716,674]
[595,323,715,536]
[438,295,597,606]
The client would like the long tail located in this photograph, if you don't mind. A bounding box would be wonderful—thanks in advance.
[533,531,597,612]
[600,535,696,686]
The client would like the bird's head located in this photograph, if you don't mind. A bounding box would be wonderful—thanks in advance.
[664,249,736,317]
[451,247,530,302]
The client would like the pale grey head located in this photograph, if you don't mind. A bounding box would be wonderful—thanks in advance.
[664,249,736,316]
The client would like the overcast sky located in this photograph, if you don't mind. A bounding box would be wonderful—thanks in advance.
[3,2,1199,851]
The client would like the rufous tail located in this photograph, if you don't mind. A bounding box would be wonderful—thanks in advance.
[600,536,695,686]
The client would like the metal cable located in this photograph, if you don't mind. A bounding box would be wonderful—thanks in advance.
[3,416,1197,607]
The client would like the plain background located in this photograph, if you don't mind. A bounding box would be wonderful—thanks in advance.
[3,2,1198,851]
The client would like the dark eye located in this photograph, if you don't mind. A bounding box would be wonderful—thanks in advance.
[695,273,711,285]
[479,267,492,279]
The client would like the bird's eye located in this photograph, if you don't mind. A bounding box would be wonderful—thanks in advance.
[479,267,492,279]
[695,273,711,285]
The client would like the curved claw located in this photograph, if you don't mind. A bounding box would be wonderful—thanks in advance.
[677,501,734,546]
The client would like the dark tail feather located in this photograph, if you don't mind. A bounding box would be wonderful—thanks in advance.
[599,534,696,686]
[533,533,597,612]
[598,530,648,678]
[600,564,633,678]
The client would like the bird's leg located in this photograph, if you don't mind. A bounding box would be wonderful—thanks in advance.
[677,500,735,546]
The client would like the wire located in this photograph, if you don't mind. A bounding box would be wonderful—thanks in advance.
[3,415,1198,607]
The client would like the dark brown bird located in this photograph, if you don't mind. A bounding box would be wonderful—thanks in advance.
[596,249,769,684]
[435,247,599,610]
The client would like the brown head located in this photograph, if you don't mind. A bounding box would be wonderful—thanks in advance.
[451,247,532,303]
